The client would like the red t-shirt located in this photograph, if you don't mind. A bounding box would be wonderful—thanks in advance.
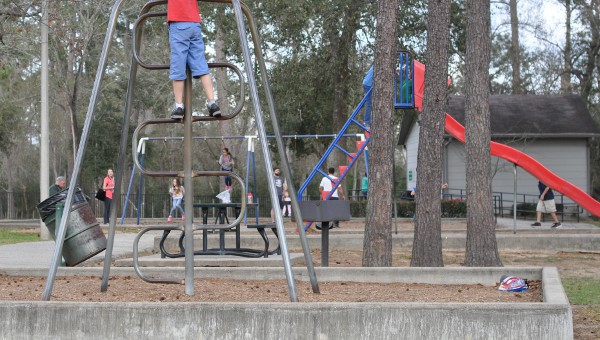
[167,0,201,23]
[103,176,115,200]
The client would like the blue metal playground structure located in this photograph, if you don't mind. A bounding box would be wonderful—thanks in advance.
[296,51,414,229]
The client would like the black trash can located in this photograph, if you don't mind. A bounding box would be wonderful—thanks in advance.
[37,187,107,266]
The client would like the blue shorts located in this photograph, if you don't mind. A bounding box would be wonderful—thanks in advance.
[169,22,209,80]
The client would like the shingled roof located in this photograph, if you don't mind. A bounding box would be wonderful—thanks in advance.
[398,94,600,145]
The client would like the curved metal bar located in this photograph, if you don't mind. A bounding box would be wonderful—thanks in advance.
[133,226,182,284]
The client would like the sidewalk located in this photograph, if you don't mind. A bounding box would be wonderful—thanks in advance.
[495,217,598,231]
[0,231,157,269]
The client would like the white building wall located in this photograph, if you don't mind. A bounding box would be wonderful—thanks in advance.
[445,138,589,205]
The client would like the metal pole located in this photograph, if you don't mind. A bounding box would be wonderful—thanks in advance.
[183,74,195,295]
[241,2,320,294]
[101,4,141,291]
[43,0,127,301]
[121,165,136,224]
[136,151,146,225]
[244,138,251,225]
[513,163,517,234]
[231,0,298,301]
[40,0,51,241]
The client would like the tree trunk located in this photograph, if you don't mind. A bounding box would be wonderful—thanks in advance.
[464,0,502,267]
[215,7,232,191]
[410,0,452,267]
[4,154,15,219]
[509,0,522,94]
[328,1,363,168]
[362,0,399,267]
[561,0,572,93]
[573,0,599,102]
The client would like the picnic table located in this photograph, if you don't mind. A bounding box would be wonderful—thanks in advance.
[158,202,280,258]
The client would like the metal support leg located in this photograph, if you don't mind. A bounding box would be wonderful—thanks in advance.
[183,74,194,296]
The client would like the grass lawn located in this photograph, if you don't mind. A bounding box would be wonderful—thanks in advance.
[563,277,600,337]
[0,229,40,245]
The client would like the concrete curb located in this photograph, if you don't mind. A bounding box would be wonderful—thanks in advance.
[0,267,572,339]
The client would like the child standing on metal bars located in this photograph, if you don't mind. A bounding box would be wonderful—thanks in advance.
[167,0,221,119]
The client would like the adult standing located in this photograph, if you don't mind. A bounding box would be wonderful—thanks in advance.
[531,180,562,228]
[102,169,115,224]
[49,176,66,196]
[319,167,345,229]
[270,167,287,223]
[217,147,234,190]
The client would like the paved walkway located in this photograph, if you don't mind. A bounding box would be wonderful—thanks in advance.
[0,231,157,269]
[495,217,598,230]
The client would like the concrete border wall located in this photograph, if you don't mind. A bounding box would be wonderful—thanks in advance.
[0,267,572,339]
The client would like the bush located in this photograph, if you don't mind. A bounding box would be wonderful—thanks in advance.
[395,201,415,218]
[350,200,466,218]
[515,202,564,219]
[441,199,467,218]
[349,200,367,217]
[516,203,536,218]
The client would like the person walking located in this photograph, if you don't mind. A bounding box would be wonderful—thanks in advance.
[168,178,185,222]
[318,167,345,229]
[531,180,562,228]
[102,169,115,224]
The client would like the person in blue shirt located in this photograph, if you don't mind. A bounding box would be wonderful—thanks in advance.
[531,181,562,228]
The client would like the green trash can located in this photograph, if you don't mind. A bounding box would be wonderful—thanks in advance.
[37,187,107,266]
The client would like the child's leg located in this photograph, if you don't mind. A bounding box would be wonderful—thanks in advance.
[173,80,184,104]
[200,74,215,102]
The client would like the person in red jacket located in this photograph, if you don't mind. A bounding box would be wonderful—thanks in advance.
[167,0,221,119]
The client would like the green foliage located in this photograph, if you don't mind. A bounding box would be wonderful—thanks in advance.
[350,199,466,218]
[515,202,564,218]
[515,202,536,218]
[441,199,467,218]
[395,201,416,218]
[0,99,25,155]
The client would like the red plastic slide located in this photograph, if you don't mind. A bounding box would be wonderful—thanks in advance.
[412,61,600,216]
